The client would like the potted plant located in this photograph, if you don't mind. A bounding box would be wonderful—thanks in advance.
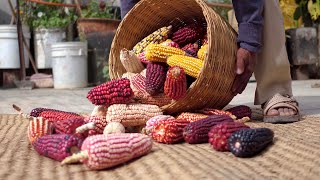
[75,0,121,85]
[20,0,78,69]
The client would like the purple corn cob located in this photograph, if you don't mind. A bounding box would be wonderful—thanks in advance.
[226,105,252,119]
[30,108,79,117]
[146,62,167,95]
[33,134,84,161]
[53,117,85,134]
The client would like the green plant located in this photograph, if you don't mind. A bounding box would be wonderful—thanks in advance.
[80,0,120,19]
[294,0,320,26]
[20,0,78,29]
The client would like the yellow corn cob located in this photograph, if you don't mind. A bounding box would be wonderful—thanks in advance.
[106,104,163,127]
[120,48,145,73]
[167,55,204,78]
[197,44,208,61]
[133,25,172,55]
[145,44,185,63]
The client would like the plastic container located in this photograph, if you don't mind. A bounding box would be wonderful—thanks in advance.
[51,41,88,89]
[34,28,66,69]
[0,25,30,69]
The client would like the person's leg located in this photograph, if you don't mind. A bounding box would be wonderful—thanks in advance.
[120,0,140,19]
[254,0,300,122]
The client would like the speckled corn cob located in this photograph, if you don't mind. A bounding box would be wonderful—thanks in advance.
[176,112,208,122]
[182,43,199,57]
[152,119,190,144]
[28,117,53,144]
[87,78,133,106]
[39,111,82,123]
[146,62,167,95]
[61,134,153,170]
[138,52,149,64]
[138,93,172,107]
[76,116,107,135]
[131,73,149,98]
[143,115,175,135]
[167,55,203,78]
[120,48,145,73]
[133,25,172,55]
[209,121,250,151]
[145,44,185,63]
[183,115,234,144]
[106,104,163,127]
[164,66,187,100]
[161,39,180,48]
[53,117,85,134]
[197,44,208,61]
[30,108,79,117]
[33,134,84,161]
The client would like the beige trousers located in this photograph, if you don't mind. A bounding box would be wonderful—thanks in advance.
[253,0,293,105]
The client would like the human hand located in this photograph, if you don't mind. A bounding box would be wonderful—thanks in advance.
[231,48,256,95]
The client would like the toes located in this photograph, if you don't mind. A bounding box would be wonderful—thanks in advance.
[267,109,279,116]
[288,108,296,116]
[279,108,286,116]
[283,108,291,116]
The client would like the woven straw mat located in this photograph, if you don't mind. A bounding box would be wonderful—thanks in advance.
[0,114,319,180]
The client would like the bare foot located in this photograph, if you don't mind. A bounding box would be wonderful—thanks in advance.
[267,107,296,116]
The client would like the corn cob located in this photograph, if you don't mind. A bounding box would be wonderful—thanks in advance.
[39,111,82,123]
[202,34,208,45]
[53,117,85,134]
[176,112,208,122]
[28,117,53,144]
[30,107,79,117]
[106,104,163,127]
[172,25,201,47]
[131,73,148,98]
[138,52,149,64]
[145,44,185,63]
[164,66,187,100]
[161,39,180,48]
[197,44,208,61]
[76,116,107,135]
[146,62,167,95]
[152,119,190,144]
[197,108,237,120]
[120,48,145,73]
[167,55,203,78]
[226,105,252,119]
[87,78,133,106]
[61,134,153,170]
[140,68,147,77]
[91,105,108,117]
[182,43,199,58]
[133,25,172,55]
[228,128,274,157]
[183,115,234,144]
[143,115,175,135]
[138,93,173,107]
[33,134,84,161]
[103,122,125,135]
[209,122,250,151]
[121,72,137,80]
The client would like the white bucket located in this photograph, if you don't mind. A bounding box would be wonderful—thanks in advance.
[51,42,88,89]
[34,28,66,69]
[0,25,30,69]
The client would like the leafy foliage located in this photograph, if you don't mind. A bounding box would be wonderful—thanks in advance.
[294,0,320,26]
[80,0,120,19]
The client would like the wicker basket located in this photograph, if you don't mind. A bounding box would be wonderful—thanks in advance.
[109,0,238,114]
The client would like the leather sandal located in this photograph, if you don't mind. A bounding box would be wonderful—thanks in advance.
[263,93,300,123]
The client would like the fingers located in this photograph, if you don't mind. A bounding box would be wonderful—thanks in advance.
[236,55,245,75]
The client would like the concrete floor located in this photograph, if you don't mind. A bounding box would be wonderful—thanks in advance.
[1,80,320,116]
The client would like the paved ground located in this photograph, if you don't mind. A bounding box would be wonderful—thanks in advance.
[1,80,320,116]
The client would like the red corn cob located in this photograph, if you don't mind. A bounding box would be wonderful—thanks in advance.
[53,117,85,134]
[138,93,173,107]
[183,115,234,144]
[151,119,190,144]
[197,108,236,120]
[181,43,199,57]
[30,107,79,117]
[172,24,202,47]
[208,121,250,151]
[176,112,208,122]
[39,110,82,123]
[87,78,133,106]
[76,116,107,136]
[28,117,53,144]
[146,62,167,95]
[33,134,84,161]
[131,74,149,98]
[138,52,149,64]
[143,115,175,135]
[61,134,153,170]
[164,66,187,100]
[161,39,180,48]
[226,105,252,119]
